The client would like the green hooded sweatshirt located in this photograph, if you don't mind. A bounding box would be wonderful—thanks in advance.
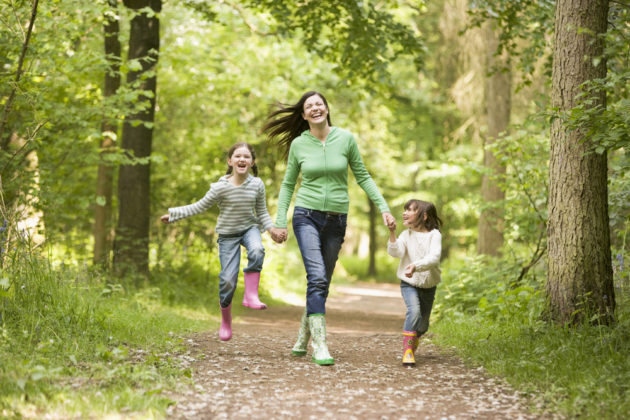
[275,127,390,228]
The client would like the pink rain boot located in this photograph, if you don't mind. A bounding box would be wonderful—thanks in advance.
[219,304,232,341]
[412,332,420,354]
[402,331,417,366]
[242,272,267,310]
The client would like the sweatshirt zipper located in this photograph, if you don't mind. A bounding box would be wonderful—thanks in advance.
[322,139,328,209]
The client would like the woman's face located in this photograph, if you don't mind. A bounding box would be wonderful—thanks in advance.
[227,146,253,175]
[302,94,329,126]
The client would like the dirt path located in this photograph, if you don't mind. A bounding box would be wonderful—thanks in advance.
[167,283,539,419]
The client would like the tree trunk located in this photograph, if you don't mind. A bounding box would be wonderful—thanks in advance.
[0,0,38,151]
[477,22,510,257]
[547,0,614,324]
[368,198,377,277]
[113,0,161,279]
[93,0,121,267]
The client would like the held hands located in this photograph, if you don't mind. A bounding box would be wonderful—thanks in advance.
[382,211,396,231]
[269,227,288,243]
[404,263,415,278]
[160,214,170,224]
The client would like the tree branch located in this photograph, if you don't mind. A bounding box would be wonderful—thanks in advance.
[0,0,39,150]
[222,0,278,37]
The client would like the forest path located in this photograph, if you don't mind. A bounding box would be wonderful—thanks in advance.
[167,283,539,419]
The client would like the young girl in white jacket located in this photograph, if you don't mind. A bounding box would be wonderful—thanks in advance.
[387,199,443,366]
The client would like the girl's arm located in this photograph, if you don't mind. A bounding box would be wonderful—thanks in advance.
[411,230,442,272]
[255,179,275,232]
[387,229,407,258]
[167,183,220,223]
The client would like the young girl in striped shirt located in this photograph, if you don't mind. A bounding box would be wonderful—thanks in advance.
[160,142,285,341]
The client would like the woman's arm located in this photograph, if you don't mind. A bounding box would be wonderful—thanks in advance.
[275,144,300,228]
[347,136,391,221]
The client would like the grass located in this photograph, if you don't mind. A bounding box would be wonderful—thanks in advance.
[0,252,216,419]
[430,257,630,420]
[0,235,294,419]
[3,239,629,419]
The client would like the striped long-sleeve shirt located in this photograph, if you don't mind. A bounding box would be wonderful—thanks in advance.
[168,175,274,235]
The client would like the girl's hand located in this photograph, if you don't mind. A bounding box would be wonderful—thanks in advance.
[270,227,288,243]
[160,214,170,224]
[382,212,396,229]
[404,264,415,278]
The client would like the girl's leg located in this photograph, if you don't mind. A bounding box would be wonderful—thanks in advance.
[242,226,265,273]
[217,235,242,308]
[216,235,242,341]
[416,286,437,336]
[400,281,422,332]
[241,227,267,309]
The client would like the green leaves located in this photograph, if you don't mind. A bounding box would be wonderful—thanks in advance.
[239,0,426,86]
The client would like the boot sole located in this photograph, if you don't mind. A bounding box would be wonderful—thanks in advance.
[312,357,334,366]
[291,350,307,356]
[242,302,267,309]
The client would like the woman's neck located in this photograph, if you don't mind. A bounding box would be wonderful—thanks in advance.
[309,123,331,142]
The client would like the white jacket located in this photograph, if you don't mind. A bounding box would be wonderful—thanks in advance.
[387,229,442,288]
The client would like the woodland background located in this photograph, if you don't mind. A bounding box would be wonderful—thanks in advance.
[1,0,629,418]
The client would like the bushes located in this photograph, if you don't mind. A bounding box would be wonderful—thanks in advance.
[0,248,211,417]
[432,256,630,419]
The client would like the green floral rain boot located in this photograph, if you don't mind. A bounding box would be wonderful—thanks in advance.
[308,313,334,366]
[291,308,311,356]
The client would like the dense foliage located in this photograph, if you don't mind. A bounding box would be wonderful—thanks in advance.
[1,0,629,417]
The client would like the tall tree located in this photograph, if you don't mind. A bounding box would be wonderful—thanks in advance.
[113,0,161,278]
[547,0,614,324]
[477,22,510,256]
[94,0,122,267]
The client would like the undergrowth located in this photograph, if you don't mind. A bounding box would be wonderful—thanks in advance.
[431,256,630,419]
[0,250,214,419]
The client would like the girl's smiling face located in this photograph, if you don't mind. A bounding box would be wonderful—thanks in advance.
[227,146,253,176]
[402,204,421,228]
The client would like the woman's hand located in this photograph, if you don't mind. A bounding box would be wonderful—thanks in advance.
[382,212,396,229]
[160,214,170,224]
[270,227,288,243]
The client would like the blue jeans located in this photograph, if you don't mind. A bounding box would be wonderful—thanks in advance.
[400,281,436,335]
[292,207,347,315]
[217,226,265,308]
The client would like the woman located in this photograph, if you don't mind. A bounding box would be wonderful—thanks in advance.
[263,91,395,365]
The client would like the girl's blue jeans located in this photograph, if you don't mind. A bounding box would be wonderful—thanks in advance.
[292,207,347,316]
[217,226,265,308]
[400,281,436,334]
